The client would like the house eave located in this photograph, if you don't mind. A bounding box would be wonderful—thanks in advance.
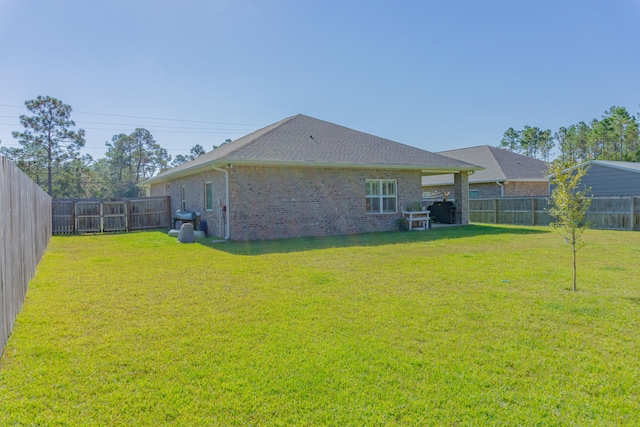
[216,158,481,172]
[140,162,215,186]
[141,159,483,186]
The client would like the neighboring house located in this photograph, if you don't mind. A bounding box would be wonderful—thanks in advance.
[142,114,482,241]
[556,160,640,196]
[421,145,549,200]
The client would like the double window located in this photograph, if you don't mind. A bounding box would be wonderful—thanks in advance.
[366,179,397,214]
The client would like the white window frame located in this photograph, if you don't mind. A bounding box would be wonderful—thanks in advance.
[204,182,213,211]
[366,179,397,214]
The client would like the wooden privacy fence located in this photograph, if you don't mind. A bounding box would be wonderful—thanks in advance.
[52,196,171,234]
[1,156,52,356]
[469,196,640,230]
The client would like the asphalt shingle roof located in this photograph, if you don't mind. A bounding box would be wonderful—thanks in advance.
[145,114,481,184]
[422,145,548,186]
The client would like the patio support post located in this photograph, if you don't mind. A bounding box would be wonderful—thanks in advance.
[454,171,470,225]
[212,165,230,240]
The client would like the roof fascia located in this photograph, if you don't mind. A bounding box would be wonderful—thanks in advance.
[590,160,640,174]
[214,159,483,173]
[547,160,593,178]
[141,162,216,185]
[142,158,484,186]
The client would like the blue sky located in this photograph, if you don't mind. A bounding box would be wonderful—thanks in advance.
[1,0,639,160]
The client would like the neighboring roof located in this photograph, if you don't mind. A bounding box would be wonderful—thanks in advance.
[549,160,640,178]
[586,160,640,173]
[143,114,482,185]
[549,160,640,196]
[422,145,549,186]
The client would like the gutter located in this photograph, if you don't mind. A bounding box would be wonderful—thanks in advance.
[223,159,482,174]
[496,181,506,197]
[143,159,484,186]
[212,165,230,240]
[220,158,481,172]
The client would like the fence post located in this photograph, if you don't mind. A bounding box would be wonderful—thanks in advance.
[532,198,536,226]
[494,198,498,224]
[71,200,76,234]
[74,200,78,234]
[126,200,131,232]
[631,196,637,231]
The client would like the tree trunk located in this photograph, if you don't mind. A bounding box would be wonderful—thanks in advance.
[47,165,52,195]
[47,147,53,196]
[572,243,577,292]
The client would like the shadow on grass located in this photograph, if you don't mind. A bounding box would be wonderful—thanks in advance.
[196,224,550,256]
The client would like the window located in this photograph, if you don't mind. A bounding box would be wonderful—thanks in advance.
[366,179,397,214]
[181,186,186,210]
[205,182,213,211]
[469,190,479,199]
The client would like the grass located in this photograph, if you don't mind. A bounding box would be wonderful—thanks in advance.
[1,224,640,425]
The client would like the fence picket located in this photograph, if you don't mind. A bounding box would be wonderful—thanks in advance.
[52,197,170,234]
[470,196,639,230]
[0,156,51,356]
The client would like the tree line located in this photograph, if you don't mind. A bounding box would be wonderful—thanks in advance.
[500,105,640,164]
[499,106,640,292]
[0,96,226,199]
[4,96,639,199]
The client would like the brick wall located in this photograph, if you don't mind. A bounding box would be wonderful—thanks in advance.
[150,169,227,237]
[424,181,548,199]
[471,183,503,198]
[228,165,422,241]
[423,183,501,199]
[152,165,423,241]
[504,181,549,197]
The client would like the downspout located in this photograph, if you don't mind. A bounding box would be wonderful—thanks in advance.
[496,181,506,197]
[212,165,230,240]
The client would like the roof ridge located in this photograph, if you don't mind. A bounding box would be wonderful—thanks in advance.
[143,115,301,180]
[438,144,491,154]
[221,114,302,157]
[305,116,481,167]
[486,145,510,178]
[447,145,507,176]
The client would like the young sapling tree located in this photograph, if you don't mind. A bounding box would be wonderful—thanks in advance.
[548,162,592,291]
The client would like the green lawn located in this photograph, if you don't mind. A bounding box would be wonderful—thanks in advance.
[1,225,639,426]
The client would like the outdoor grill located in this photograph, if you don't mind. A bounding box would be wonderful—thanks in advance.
[172,210,200,229]
[427,201,457,224]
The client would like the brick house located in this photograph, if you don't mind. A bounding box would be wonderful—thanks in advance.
[142,114,481,241]
[421,145,549,200]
